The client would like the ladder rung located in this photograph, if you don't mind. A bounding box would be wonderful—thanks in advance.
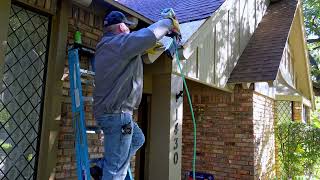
[90,158,103,164]
[81,79,95,86]
[62,96,93,103]
[83,96,93,102]
[71,43,95,56]
[86,126,102,134]
[80,69,95,76]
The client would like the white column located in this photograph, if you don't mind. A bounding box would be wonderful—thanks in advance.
[148,73,183,180]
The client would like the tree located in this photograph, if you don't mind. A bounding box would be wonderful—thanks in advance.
[303,0,320,88]
[275,120,320,179]
[303,0,320,48]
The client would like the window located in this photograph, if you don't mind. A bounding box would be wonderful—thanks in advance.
[302,105,308,124]
[276,101,293,122]
[0,4,50,179]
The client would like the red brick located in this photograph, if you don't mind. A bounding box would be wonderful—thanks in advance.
[183,84,276,179]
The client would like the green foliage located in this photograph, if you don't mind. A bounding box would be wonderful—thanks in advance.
[27,154,33,162]
[275,120,320,179]
[311,97,320,128]
[275,121,305,178]
[303,0,320,38]
[303,0,320,85]
[0,140,12,151]
[0,108,10,129]
[302,126,320,178]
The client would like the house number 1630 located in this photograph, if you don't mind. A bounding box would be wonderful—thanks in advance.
[173,122,179,165]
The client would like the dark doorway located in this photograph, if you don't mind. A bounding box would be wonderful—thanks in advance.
[134,94,151,180]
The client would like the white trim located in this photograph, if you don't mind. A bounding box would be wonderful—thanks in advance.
[275,95,312,108]
[172,72,233,93]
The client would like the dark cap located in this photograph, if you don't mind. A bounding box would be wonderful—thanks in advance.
[104,11,134,27]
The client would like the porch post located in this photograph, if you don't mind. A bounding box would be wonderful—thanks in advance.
[37,0,71,179]
[0,0,11,80]
[148,73,183,180]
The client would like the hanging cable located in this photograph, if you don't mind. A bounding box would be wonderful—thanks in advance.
[173,38,197,180]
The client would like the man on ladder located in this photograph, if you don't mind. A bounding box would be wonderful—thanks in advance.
[92,10,181,180]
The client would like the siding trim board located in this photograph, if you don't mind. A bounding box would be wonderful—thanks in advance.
[174,0,270,90]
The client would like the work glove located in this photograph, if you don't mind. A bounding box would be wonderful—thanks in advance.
[145,41,165,55]
[161,8,182,43]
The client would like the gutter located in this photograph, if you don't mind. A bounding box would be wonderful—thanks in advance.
[143,20,206,63]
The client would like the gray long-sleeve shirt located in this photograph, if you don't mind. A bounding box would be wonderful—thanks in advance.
[93,20,172,117]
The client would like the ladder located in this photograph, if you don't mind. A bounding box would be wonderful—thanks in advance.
[67,43,133,180]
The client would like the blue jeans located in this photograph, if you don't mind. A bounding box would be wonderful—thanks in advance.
[95,113,145,180]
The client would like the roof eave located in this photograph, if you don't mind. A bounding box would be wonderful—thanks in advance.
[103,0,154,24]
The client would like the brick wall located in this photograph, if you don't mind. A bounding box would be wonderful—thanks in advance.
[182,82,255,179]
[55,4,141,179]
[293,101,302,122]
[253,93,276,179]
[55,4,104,179]
[182,82,276,180]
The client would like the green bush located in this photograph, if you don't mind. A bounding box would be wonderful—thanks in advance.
[275,120,320,179]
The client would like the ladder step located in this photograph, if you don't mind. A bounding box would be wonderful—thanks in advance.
[86,126,102,134]
[72,43,96,56]
[62,96,93,103]
[81,79,95,85]
[83,96,94,103]
[80,69,95,76]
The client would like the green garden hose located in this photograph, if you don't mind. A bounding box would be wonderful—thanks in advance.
[173,38,197,180]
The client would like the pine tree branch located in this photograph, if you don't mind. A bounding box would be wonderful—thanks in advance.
[308,38,320,43]
[313,45,320,50]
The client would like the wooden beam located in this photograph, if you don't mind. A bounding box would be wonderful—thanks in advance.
[149,74,183,180]
[268,80,276,87]
[13,0,55,15]
[275,95,311,108]
[242,82,252,89]
[227,83,235,90]
[0,0,11,81]
[36,0,70,179]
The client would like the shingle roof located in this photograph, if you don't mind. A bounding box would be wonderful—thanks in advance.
[114,0,225,23]
[228,0,298,83]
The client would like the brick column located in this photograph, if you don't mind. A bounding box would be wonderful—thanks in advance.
[253,93,276,179]
[293,101,302,122]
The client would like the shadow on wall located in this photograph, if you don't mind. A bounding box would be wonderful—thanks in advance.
[178,0,258,89]
[253,93,276,178]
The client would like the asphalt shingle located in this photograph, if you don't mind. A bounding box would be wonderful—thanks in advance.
[228,0,298,83]
[114,0,225,23]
